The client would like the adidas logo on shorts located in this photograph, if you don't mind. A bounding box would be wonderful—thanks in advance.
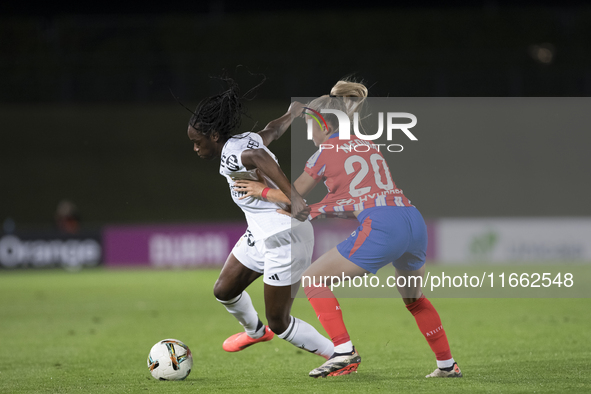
[268,274,280,281]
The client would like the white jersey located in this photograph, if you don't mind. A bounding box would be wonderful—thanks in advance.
[219,132,291,241]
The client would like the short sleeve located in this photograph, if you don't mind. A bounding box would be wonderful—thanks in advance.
[304,149,327,181]
[222,144,244,172]
[248,133,264,148]
[222,133,263,173]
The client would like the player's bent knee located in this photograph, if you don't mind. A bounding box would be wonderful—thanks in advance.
[266,315,290,334]
[213,279,235,302]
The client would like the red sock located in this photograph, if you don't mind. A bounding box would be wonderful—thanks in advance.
[304,285,350,346]
[406,296,452,361]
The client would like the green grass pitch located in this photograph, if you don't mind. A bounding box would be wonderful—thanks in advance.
[0,268,589,393]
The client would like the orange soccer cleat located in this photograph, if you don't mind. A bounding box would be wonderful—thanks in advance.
[222,326,274,352]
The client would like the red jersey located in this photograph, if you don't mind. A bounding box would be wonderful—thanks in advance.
[305,134,413,220]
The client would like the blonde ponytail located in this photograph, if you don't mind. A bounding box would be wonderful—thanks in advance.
[330,80,367,117]
[330,80,368,98]
[305,80,368,132]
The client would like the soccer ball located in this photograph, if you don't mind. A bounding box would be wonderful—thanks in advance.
[147,339,193,381]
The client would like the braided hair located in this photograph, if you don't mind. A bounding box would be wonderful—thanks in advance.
[189,77,243,142]
[184,72,266,142]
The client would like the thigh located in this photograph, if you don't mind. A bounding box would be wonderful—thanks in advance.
[303,247,370,284]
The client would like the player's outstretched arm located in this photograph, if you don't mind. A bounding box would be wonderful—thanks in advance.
[293,171,320,198]
[257,102,305,146]
[241,148,309,221]
[234,170,320,203]
[233,171,320,219]
[233,180,291,205]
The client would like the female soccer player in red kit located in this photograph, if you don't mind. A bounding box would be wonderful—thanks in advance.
[233,80,462,379]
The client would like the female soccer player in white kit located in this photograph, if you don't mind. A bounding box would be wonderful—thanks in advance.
[185,77,333,362]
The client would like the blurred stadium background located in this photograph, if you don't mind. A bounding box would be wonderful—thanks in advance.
[1,1,590,269]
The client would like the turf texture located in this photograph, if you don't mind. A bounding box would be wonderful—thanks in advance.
[0,268,589,393]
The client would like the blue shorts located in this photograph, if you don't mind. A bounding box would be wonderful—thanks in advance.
[336,206,427,274]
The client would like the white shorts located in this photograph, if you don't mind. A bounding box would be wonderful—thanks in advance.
[231,220,314,286]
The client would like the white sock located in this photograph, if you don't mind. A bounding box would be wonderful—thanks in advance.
[278,316,334,359]
[334,340,353,354]
[436,358,455,369]
[217,292,264,338]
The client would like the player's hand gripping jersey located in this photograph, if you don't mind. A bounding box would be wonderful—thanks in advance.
[305,133,413,219]
[220,132,291,241]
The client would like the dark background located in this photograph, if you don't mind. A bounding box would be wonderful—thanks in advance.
[1,2,590,229]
